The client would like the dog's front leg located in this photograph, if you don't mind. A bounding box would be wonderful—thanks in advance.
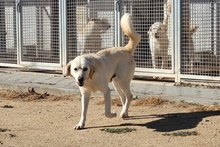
[151,53,156,69]
[104,88,117,118]
[75,91,91,130]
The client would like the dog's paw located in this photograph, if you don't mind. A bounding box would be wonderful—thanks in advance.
[105,112,117,118]
[74,123,85,130]
[120,111,128,119]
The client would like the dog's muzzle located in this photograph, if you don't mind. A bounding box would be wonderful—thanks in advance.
[155,33,160,39]
[77,77,84,87]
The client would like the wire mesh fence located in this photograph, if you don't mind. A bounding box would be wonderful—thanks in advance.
[66,0,115,62]
[121,0,172,71]
[0,0,17,64]
[181,0,220,77]
[21,0,60,63]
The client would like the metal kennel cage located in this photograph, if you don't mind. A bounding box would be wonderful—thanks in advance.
[65,0,115,62]
[0,0,17,64]
[20,0,61,66]
[120,0,175,78]
[0,0,61,69]
[178,0,220,81]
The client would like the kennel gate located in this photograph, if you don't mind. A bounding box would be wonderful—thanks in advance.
[0,0,62,69]
[120,0,175,79]
[177,0,220,82]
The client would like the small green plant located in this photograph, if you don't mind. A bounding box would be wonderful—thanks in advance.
[163,131,198,137]
[100,127,136,134]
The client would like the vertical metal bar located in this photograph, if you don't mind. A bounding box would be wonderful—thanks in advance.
[16,0,22,65]
[59,0,63,67]
[61,0,67,73]
[170,0,175,73]
[114,0,118,47]
[114,0,121,47]
[174,0,181,83]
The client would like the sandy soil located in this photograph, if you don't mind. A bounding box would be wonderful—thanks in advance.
[0,89,220,147]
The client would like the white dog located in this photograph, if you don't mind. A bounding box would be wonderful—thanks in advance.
[77,18,110,55]
[148,21,169,69]
[65,13,141,130]
[185,24,199,72]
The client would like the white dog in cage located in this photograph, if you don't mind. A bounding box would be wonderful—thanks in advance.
[146,0,171,70]
[186,24,199,72]
[65,13,140,130]
[148,21,169,69]
[77,18,110,55]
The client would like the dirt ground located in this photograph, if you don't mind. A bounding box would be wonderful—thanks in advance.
[0,89,220,147]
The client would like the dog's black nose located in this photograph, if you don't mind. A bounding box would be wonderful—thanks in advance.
[78,77,84,83]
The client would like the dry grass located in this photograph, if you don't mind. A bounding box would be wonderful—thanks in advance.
[96,96,170,107]
[0,88,77,102]
[189,105,220,112]
[96,97,122,106]
[132,96,169,107]
[1,89,220,112]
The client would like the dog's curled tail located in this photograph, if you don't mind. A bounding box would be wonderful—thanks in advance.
[121,13,141,55]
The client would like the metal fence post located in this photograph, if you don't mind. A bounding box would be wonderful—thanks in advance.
[114,0,121,47]
[174,0,181,83]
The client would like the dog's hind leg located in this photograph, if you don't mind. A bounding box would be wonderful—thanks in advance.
[114,79,133,119]
[112,80,126,107]
[151,53,156,69]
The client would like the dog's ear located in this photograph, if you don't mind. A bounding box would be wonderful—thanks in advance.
[65,61,72,77]
[89,65,95,79]
[147,27,152,34]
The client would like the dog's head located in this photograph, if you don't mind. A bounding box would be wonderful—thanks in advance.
[88,18,110,34]
[148,22,167,39]
[65,56,95,87]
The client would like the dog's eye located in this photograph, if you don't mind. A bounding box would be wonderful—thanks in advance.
[74,68,78,71]
[83,68,88,71]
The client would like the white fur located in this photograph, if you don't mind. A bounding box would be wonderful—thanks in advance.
[66,13,141,130]
[148,22,169,69]
[186,24,199,72]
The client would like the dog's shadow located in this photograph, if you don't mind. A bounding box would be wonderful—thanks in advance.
[88,111,220,132]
